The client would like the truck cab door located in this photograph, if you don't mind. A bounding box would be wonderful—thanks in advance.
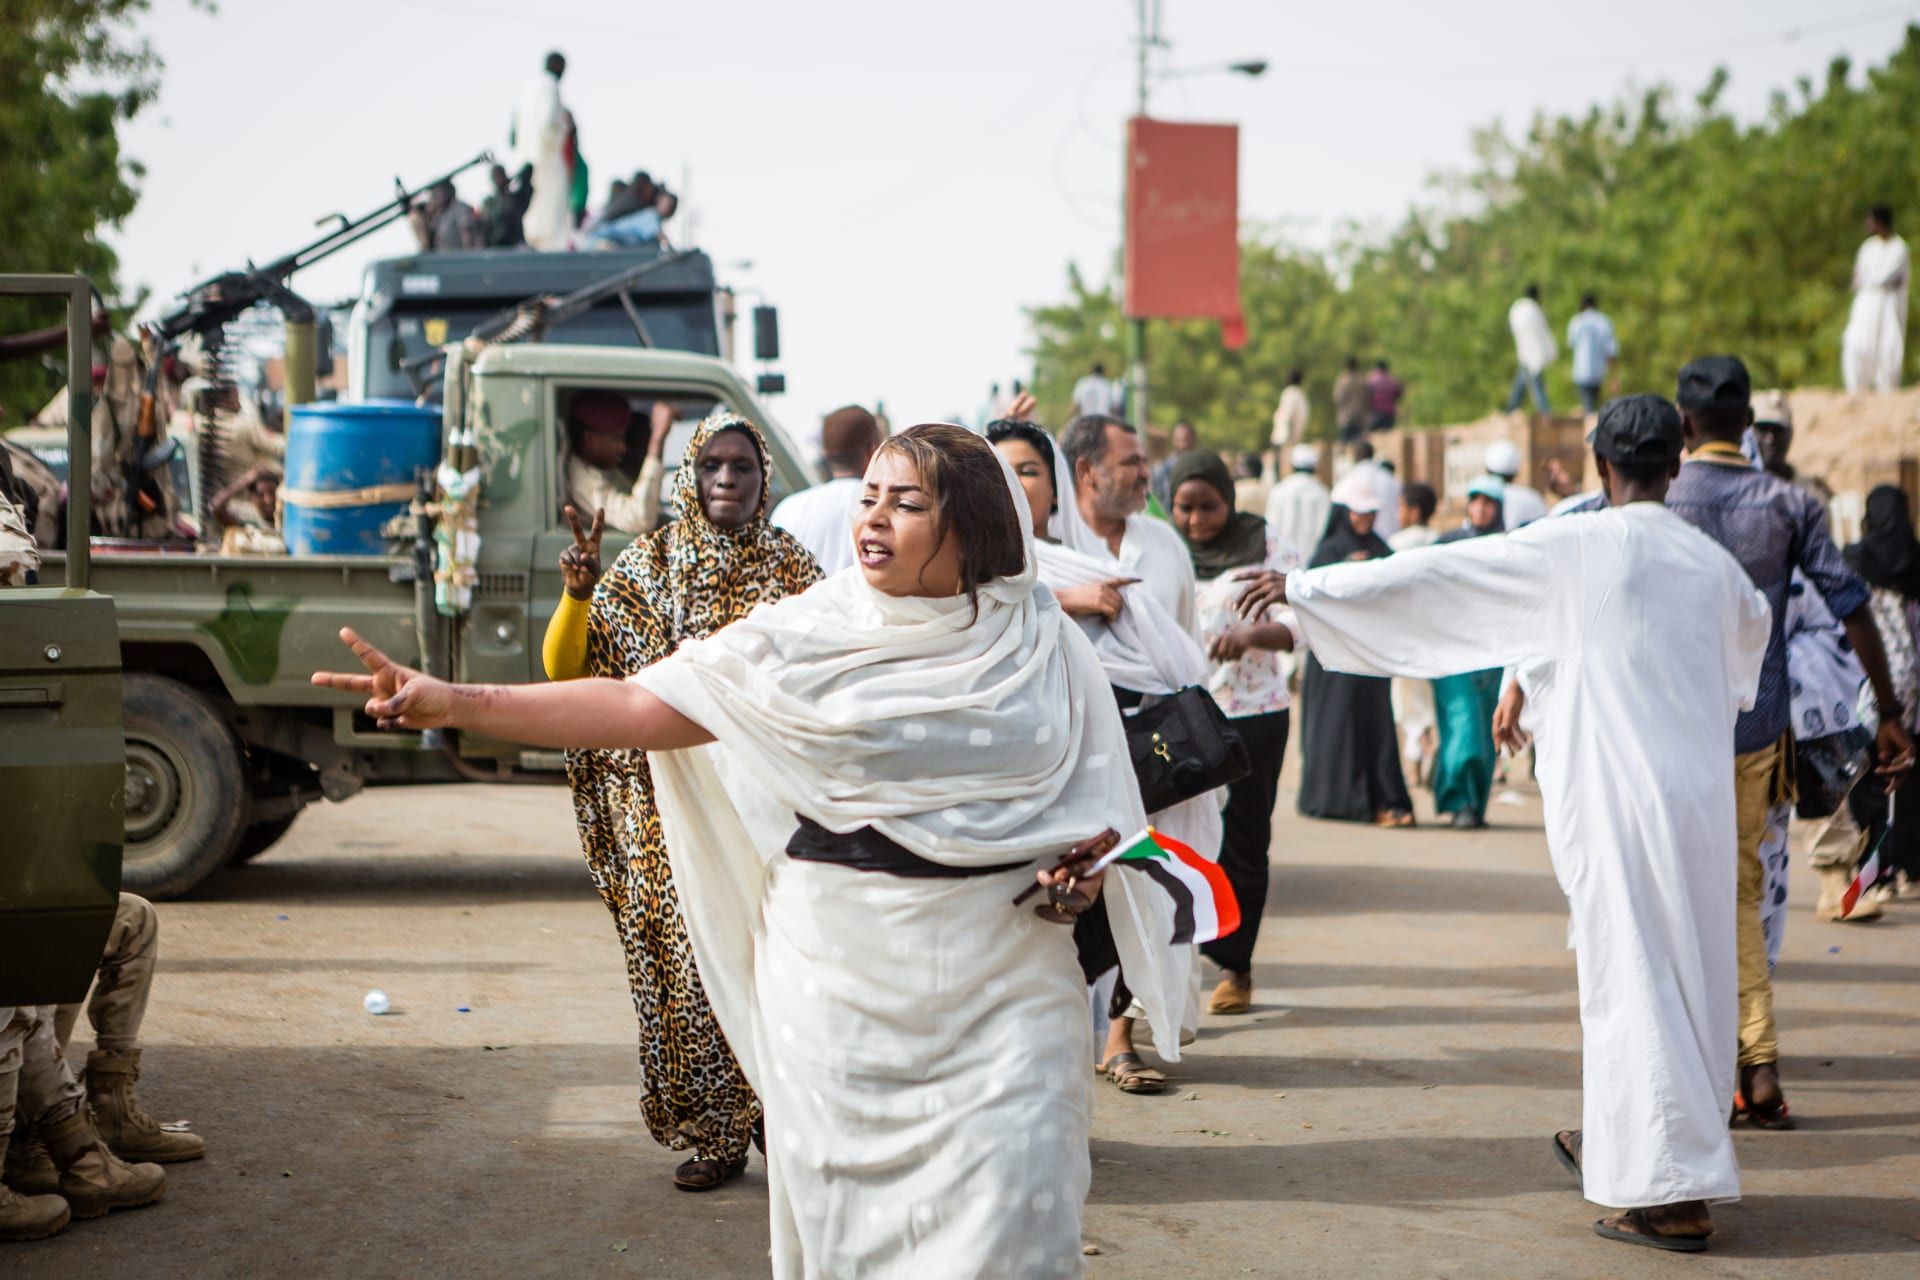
[0,275,125,1005]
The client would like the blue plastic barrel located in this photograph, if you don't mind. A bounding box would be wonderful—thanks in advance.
[281,401,441,556]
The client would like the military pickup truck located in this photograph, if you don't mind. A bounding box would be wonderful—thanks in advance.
[42,343,816,899]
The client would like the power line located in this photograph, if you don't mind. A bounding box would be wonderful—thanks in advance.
[1257,2,1917,82]
[372,0,1105,60]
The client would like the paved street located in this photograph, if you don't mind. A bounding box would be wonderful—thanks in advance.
[12,769,1919,1277]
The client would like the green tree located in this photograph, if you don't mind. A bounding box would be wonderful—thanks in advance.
[0,1,196,424]
[1031,25,1920,452]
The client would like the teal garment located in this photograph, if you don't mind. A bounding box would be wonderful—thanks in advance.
[1432,668,1502,819]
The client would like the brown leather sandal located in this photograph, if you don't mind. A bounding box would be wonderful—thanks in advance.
[1593,1206,1710,1252]
[673,1154,748,1192]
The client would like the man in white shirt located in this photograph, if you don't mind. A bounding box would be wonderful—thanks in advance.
[1058,413,1195,635]
[1485,439,1549,529]
[509,51,573,251]
[1842,205,1910,393]
[1505,284,1557,415]
[1270,368,1310,462]
[1071,363,1123,418]
[1266,444,1330,563]
[770,405,881,575]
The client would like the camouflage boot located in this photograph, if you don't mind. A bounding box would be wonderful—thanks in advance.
[83,1050,205,1164]
[2,1125,58,1197]
[40,1111,165,1219]
[0,1180,69,1243]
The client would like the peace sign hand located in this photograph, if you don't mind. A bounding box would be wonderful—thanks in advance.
[309,627,457,730]
[561,504,606,600]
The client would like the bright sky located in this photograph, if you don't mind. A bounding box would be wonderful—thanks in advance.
[112,0,1919,449]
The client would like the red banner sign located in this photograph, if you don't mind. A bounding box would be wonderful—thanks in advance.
[1124,117,1243,347]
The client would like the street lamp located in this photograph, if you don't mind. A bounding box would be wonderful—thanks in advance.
[1124,2,1263,436]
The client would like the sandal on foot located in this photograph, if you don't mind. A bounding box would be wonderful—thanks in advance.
[1207,977,1253,1016]
[1733,1064,1796,1130]
[1100,1052,1168,1095]
[673,1154,748,1192]
[1551,1130,1582,1191]
[1593,1207,1709,1253]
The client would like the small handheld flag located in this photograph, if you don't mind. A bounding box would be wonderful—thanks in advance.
[1840,795,1893,920]
[1090,828,1241,945]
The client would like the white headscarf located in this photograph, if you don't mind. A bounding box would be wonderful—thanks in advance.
[635,427,1189,1078]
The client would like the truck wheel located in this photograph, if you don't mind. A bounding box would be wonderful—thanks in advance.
[229,813,300,865]
[121,674,249,899]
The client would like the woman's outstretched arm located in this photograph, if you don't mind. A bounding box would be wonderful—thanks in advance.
[311,627,713,751]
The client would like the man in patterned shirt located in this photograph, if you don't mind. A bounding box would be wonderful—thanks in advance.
[1666,355,1915,1130]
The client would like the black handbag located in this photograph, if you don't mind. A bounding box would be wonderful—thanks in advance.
[1123,685,1251,813]
[1795,726,1872,820]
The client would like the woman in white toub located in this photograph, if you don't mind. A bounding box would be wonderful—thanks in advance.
[314,424,1184,1278]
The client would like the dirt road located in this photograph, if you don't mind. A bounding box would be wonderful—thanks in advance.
[11,775,1919,1277]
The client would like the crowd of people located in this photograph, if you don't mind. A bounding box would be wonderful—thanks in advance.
[278,344,1920,1272]
[406,50,680,255]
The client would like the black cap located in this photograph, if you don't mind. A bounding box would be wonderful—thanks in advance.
[1591,394,1684,466]
[1675,355,1751,412]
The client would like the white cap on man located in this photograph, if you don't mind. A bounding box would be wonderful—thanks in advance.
[1330,471,1380,513]
[1289,444,1320,472]
[1485,439,1522,479]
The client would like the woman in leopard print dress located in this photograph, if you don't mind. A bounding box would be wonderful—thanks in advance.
[547,407,820,1189]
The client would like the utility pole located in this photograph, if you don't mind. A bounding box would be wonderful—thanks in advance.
[1126,0,1159,436]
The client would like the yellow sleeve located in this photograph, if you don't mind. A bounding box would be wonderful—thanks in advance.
[541,591,591,680]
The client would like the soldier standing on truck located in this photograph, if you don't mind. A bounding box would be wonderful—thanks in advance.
[565,390,673,534]
[35,331,179,540]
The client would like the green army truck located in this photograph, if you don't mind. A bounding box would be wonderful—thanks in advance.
[1,275,125,1006]
[41,343,816,899]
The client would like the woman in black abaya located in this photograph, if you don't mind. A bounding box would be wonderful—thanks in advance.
[1295,483,1415,827]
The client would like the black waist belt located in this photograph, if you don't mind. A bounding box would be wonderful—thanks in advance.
[785,815,1030,879]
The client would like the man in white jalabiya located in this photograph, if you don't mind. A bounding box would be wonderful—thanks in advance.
[1233,395,1771,1254]
[1057,413,1196,634]
[1266,444,1331,563]
[770,405,881,575]
[1505,283,1557,415]
[509,51,574,251]
[1842,204,1909,393]
[312,425,1186,1277]
[1071,362,1123,418]
[1270,368,1310,464]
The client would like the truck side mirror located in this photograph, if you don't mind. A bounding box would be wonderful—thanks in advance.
[753,306,779,362]
[756,372,786,396]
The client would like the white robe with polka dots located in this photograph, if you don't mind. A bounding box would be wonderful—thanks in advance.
[639,509,1180,1276]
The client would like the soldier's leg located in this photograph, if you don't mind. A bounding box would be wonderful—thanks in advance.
[0,1009,20,1143]
[88,894,159,1052]
[78,896,203,1163]
[0,1007,71,1242]
[14,1007,166,1220]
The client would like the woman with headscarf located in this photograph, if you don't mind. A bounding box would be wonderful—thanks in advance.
[1846,484,1920,897]
[1295,474,1416,826]
[318,424,1184,1276]
[542,408,821,1191]
[987,418,1218,1093]
[1430,475,1507,830]
[1166,449,1304,1014]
